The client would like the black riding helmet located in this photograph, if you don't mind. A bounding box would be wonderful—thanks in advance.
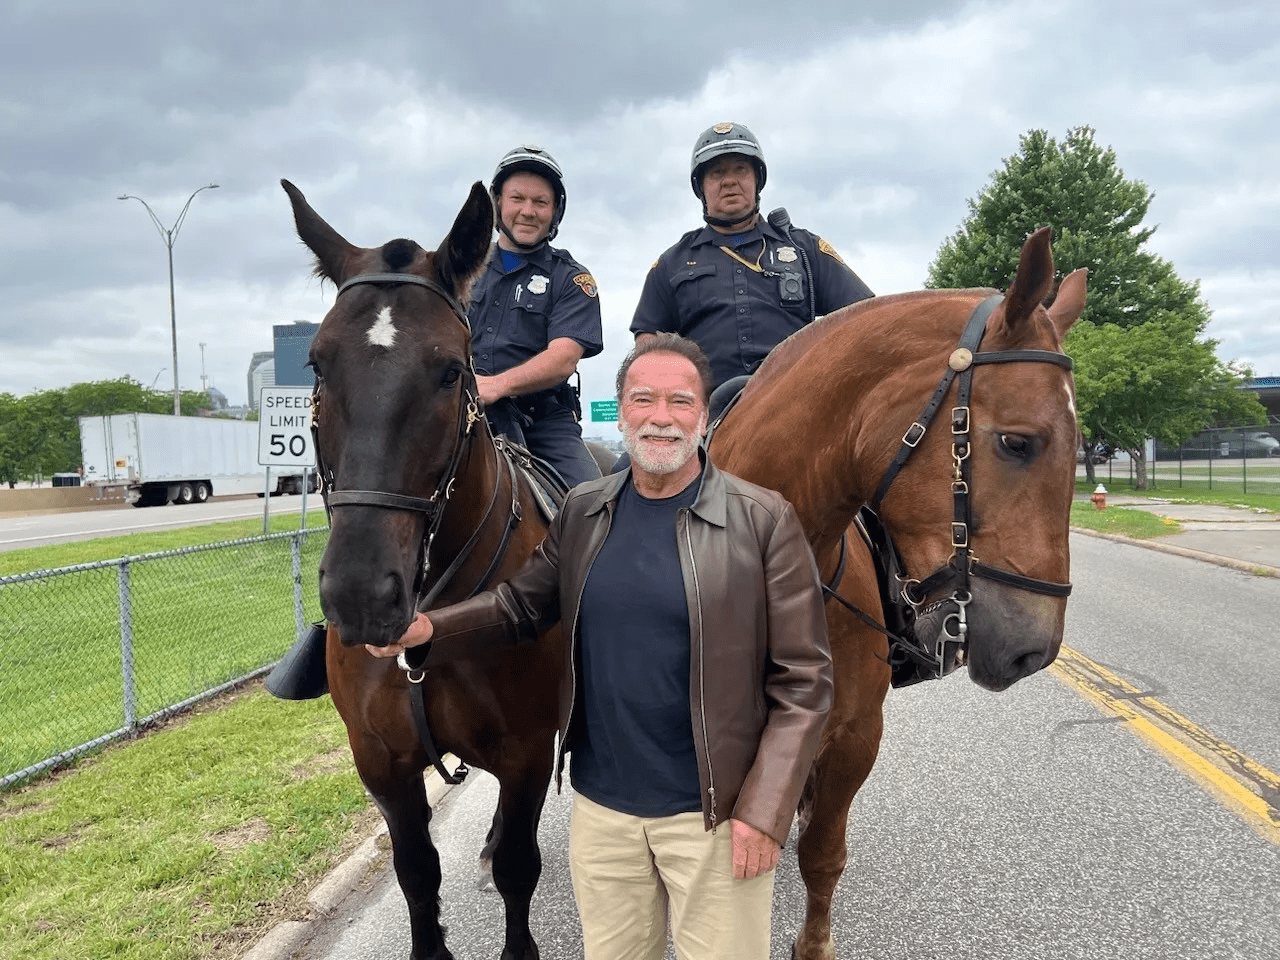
[490,145,566,249]
[690,122,768,228]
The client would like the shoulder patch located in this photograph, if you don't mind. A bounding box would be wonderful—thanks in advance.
[572,273,598,298]
[817,237,846,266]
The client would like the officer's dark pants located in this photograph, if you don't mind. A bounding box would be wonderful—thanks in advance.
[488,402,602,489]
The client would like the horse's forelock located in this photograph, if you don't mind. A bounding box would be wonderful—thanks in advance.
[381,238,423,272]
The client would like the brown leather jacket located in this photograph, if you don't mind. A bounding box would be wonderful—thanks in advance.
[412,455,833,845]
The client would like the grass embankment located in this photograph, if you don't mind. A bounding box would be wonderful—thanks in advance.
[1069,484,1280,538]
[1069,500,1181,539]
[1,512,329,786]
[0,688,375,960]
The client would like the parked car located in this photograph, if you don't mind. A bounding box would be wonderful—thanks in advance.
[1217,431,1280,458]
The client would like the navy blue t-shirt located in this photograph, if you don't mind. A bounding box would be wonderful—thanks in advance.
[570,474,703,816]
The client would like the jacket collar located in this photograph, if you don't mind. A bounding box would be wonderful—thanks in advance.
[689,217,788,250]
[488,240,555,273]
[582,448,727,528]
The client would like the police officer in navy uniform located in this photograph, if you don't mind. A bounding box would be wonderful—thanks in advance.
[470,145,604,488]
[631,122,874,393]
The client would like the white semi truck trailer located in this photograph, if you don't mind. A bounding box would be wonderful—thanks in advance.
[78,413,313,507]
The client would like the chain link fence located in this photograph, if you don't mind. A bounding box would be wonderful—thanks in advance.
[1083,423,1280,496]
[0,528,328,788]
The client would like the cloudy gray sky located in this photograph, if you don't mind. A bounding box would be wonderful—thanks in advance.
[3,0,1277,426]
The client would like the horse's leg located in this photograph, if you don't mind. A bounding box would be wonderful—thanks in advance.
[488,743,555,960]
[354,733,453,960]
[793,556,891,960]
[477,807,502,892]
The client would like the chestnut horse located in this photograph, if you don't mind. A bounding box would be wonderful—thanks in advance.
[709,227,1086,960]
[282,179,559,960]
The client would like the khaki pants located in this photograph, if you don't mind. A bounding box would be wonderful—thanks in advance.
[569,791,775,960]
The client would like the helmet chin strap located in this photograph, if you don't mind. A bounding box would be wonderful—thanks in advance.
[701,197,760,231]
[497,218,550,253]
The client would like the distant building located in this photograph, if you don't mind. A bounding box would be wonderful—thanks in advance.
[273,321,320,387]
[247,352,275,411]
[206,385,229,412]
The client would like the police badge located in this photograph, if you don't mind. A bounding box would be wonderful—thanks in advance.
[527,275,549,295]
[776,246,798,263]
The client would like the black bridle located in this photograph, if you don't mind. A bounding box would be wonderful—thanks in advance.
[312,273,482,604]
[311,271,525,781]
[824,294,1075,686]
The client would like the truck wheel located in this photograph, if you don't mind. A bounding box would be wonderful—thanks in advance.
[176,482,195,505]
[194,482,210,503]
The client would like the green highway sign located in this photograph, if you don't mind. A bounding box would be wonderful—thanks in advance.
[590,399,618,422]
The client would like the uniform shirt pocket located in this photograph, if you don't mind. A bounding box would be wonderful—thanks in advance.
[508,297,551,350]
[668,263,718,324]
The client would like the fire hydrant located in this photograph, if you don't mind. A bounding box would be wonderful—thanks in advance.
[1091,484,1107,510]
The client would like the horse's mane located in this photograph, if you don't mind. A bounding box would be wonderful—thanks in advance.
[751,288,998,383]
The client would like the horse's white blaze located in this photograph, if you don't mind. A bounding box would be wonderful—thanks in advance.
[1064,381,1077,417]
[367,306,397,348]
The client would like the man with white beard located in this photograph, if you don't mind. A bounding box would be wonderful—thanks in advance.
[370,333,832,959]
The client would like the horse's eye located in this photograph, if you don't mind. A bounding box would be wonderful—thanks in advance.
[998,433,1032,460]
[441,366,461,387]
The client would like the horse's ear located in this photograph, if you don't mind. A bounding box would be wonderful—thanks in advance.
[1047,268,1088,339]
[281,179,359,286]
[996,226,1055,334]
[435,181,494,301]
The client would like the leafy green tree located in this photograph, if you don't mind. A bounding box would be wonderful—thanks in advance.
[927,126,1263,487]
[0,392,21,487]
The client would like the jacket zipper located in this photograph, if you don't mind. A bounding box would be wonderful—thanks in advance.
[681,509,717,831]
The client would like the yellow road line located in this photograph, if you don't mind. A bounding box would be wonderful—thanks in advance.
[1050,645,1280,846]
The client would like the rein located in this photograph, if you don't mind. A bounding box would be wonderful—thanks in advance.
[827,294,1075,686]
[312,271,524,783]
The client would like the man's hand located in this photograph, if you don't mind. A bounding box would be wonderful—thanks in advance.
[365,611,434,659]
[476,374,507,407]
[730,818,780,880]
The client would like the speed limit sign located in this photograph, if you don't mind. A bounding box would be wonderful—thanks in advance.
[258,387,316,467]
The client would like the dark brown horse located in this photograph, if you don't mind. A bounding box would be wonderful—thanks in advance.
[709,227,1086,960]
[282,179,560,960]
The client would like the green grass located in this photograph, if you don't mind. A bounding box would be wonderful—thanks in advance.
[1,518,329,782]
[1069,500,1183,539]
[0,687,375,960]
[1073,481,1280,516]
[0,509,329,578]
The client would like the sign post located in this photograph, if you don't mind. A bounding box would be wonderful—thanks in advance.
[258,387,317,533]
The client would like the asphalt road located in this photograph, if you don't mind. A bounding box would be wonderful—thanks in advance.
[0,495,325,552]
[287,533,1280,960]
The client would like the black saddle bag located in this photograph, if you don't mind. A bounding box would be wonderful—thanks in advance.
[265,622,329,700]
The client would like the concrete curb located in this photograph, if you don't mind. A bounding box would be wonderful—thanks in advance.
[1070,526,1280,577]
[239,758,466,960]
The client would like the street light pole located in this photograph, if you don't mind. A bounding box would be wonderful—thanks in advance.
[118,184,219,416]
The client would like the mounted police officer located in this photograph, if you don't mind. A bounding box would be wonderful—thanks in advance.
[631,122,875,394]
[470,145,604,488]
